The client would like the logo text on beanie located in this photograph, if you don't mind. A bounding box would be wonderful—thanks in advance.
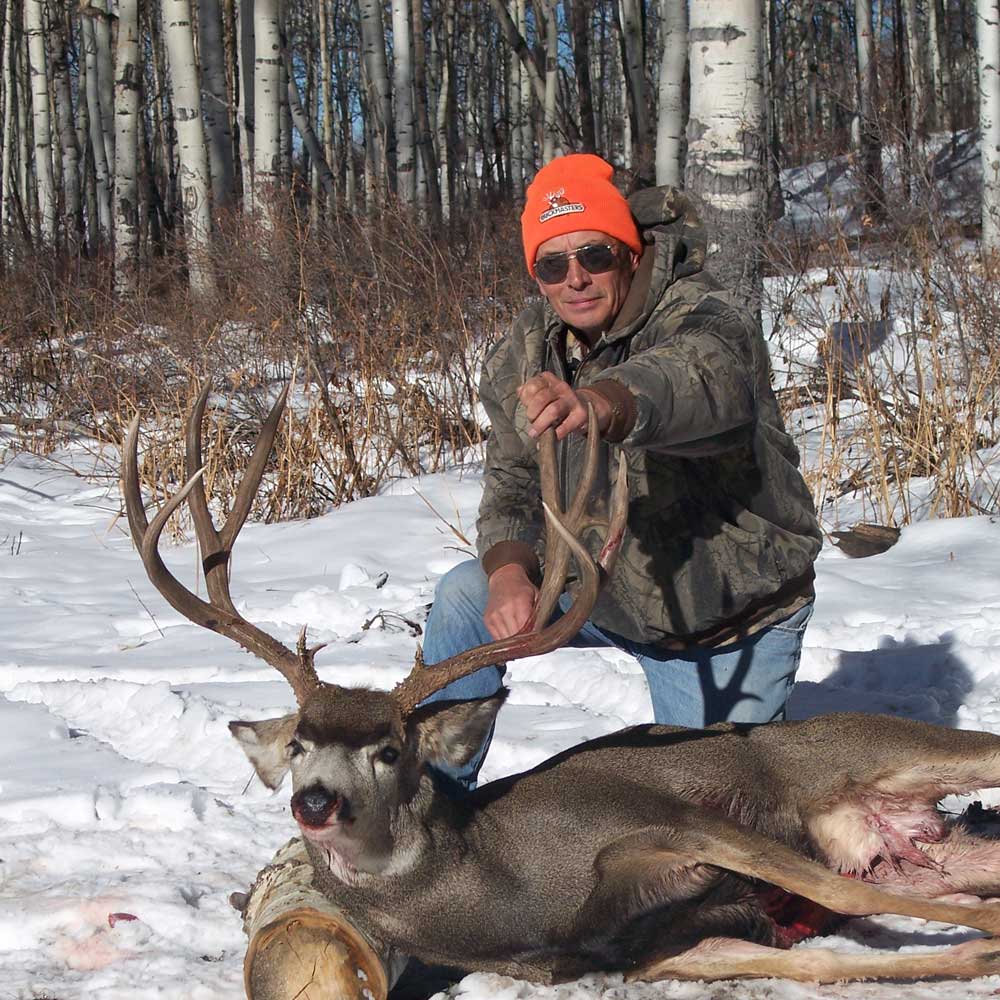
[540,188,585,223]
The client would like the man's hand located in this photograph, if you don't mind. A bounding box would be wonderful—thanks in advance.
[517,372,612,441]
[484,564,539,640]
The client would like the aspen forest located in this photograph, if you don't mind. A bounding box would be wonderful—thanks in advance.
[1,1,1000,520]
[2,3,995,286]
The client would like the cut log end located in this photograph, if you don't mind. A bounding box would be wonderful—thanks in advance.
[245,908,390,1000]
[239,838,403,1000]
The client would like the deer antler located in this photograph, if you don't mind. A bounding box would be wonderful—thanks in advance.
[123,381,322,706]
[392,407,628,715]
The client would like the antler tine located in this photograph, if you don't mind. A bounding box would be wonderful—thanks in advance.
[391,425,628,716]
[533,406,602,629]
[184,380,291,613]
[122,393,320,706]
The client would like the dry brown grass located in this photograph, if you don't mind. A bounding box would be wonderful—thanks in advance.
[5,190,1000,536]
[0,201,528,531]
[765,224,1000,526]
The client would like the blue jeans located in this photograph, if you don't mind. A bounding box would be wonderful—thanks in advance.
[420,559,813,787]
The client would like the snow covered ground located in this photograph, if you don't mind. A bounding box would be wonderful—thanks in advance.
[3,431,1000,999]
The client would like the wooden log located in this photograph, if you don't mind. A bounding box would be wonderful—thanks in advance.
[235,838,406,1000]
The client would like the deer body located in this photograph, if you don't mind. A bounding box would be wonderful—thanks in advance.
[126,386,1000,985]
[233,693,1000,982]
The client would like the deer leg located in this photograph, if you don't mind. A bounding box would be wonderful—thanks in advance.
[680,807,1000,937]
[603,803,1000,939]
[631,934,1000,984]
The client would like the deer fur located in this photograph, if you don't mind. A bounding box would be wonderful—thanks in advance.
[126,383,1000,984]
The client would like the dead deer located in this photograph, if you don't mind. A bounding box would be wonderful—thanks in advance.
[124,383,1000,985]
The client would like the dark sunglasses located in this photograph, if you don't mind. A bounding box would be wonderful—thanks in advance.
[533,243,621,284]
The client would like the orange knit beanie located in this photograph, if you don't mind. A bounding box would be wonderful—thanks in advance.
[520,154,642,273]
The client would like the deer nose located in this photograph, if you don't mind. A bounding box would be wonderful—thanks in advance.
[292,784,341,827]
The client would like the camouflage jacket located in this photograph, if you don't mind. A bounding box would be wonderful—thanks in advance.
[476,186,822,648]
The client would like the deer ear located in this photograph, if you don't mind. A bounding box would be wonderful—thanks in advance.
[408,690,508,769]
[229,713,300,790]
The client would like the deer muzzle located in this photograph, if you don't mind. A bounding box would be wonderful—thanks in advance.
[291,784,351,830]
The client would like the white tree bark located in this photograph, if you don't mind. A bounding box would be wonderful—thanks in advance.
[902,0,930,137]
[163,0,217,295]
[655,0,687,187]
[359,0,392,197]
[685,0,766,303]
[1,0,18,246]
[319,0,336,201]
[48,16,82,245]
[93,0,115,170]
[392,0,416,207]
[24,0,56,244]
[114,0,142,292]
[253,0,281,218]
[926,0,945,131]
[200,0,237,212]
[282,43,336,196]
[237,0,256,202]
[855,0,883,218]
[464,8,479,203]
[434,0,454,221]
[617,0,650,175]
[541,0,559,162]
[978,0,1000,252]
[81,16,113,242]
[516,0,532,192]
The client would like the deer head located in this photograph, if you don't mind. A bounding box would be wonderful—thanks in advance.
[123,382,626,880]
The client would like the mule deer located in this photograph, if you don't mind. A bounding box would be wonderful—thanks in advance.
[125,383,1000,985]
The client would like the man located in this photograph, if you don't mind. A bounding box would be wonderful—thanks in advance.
[421,153,822,786]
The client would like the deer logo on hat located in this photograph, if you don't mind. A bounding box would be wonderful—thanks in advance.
[539,186,585,223]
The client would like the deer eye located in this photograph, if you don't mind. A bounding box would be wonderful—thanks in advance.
[377,745,400,766]
[287,739,305,758]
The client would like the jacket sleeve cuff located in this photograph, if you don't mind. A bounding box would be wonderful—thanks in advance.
[481,541,542,584]
[578,380,638,443]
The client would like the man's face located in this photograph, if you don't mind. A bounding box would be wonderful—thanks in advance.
[533,230,640,343]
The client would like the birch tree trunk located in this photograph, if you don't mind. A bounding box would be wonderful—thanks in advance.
[541,0,560,163]
[17,32,34,230]
[978,0,1000,252]
[253,0,281,219]
[685,0,766,309]
[163,0,217,295]
[359,0,393,199]
[24,0,56,244]
[566,0,597,152]
[656,0,686,187]
[1,0,16,247]
[855,0,883,219]
[319,0,335,204]
[81,16,113,242]
[48,14,82,247]
[464,8,479,206]
[435,0,455,221]
[200,0,237,212]
[392,0,416,208]
[927,0,945,131]
[114,0,142,293]
[411,0,440,221]
[93,1,115,170]
[282,43,336,196]
[278,3,293,187]
[615,0,651,178]
[514,0,532,195]
[902,0,930,138]
[238,0,256,202]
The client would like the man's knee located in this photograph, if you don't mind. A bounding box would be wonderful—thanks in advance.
[431,559,490,616]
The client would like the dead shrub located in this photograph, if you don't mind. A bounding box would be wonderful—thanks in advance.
[0,202,528,531]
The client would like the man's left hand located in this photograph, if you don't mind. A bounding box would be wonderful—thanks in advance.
[517,373,611,441]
